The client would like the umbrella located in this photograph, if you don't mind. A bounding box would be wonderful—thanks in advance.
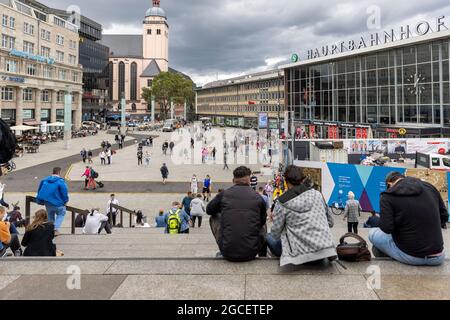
[45,122,66,127]
[9,125,39,131]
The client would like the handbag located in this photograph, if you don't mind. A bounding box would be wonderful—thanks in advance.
[336,233,372,262]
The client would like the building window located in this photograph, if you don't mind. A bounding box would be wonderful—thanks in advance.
[69,40,77,49]
[56,51,64,63]
[58,69,67,80]
[118,61,125,97]
[9,17,15,29]
[23,22,35,35]
[56,35,64,45]
[57,91,64,102]
[69,54,77,65]
[1,87,14,101]
[2,15,7,27]
[1,34,15,49]
[147,79,153,87]
[41,29,51,41]
[5,59,17,73]
[43,66,52,78]
[41,90,50,102]
[130,62,137,101]
[23,89,33,101]
[23,41,34,54]
[26,63,36,76]
[72,71,78,82]
[41,46,51,57]
[147,29,152,35]
[131,103,137,112]
[156,29,161,35]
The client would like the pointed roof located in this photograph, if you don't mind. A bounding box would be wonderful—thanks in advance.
[140,60,161,77]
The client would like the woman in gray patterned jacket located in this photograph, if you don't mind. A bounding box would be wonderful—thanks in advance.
[266,165,336,266]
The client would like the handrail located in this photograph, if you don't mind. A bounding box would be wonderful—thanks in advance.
[109,203,138,228]
[25,196,89,234]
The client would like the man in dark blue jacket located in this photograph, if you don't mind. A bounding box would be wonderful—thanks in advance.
[36,167,69,235]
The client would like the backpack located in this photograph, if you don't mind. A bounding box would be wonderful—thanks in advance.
[0,119,17,164]
[167,209,181,234]
[91,169,99,179]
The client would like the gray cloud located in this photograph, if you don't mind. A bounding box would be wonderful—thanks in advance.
[41,0,450,84]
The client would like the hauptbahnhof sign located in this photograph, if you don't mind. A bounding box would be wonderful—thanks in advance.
[300,16,449,61]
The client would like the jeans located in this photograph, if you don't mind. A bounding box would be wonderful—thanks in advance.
[2,233,21,255]
[266,233,282,257]
[369,228,445,266]
[98,221,112,234]
[45,204,66,231]
[9,223,18,235]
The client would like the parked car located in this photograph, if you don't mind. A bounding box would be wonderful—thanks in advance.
[82,121,101,130]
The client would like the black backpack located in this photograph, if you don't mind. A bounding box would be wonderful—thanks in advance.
[0,119,17,164]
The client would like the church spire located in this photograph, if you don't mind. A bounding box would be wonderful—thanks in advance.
[153,0,160,7]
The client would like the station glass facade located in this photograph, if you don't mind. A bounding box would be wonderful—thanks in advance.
[286,39,450,136]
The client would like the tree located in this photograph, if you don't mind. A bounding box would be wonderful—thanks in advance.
[142,72,195,120]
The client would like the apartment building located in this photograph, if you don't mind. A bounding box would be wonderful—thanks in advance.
[0,0,83,128]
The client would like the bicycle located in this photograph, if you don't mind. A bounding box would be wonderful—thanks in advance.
[330,192,346,216]
[0,160,16,174]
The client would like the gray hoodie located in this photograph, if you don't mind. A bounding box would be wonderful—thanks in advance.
[271,185,336,266]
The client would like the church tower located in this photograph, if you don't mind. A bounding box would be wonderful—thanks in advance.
[143,0,169,71]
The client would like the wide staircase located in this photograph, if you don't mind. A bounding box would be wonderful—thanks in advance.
[0,198,449,300]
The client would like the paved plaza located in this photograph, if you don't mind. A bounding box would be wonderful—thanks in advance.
[1,129,449,300]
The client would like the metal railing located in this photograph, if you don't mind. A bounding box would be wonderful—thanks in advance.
[25,196,140,233]
[25,196,89,235]
[109,203,138,228]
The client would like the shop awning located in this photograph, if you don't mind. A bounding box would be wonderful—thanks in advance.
[45,122,65,127]
[23,120,41,126]
[10,125,39,131]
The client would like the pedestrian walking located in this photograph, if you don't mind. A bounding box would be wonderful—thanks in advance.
[80,149,87,163]
[106,149,112,165]
[137,149,143,166]
[144,152,151,167]
[100,150,106,166]
[202,175,212,202]
[169,141,175,155]
[191,175,198,194]
[36,167,69,236]
[87,150,93,164]
[223,152,229,170]
[160,163,169,185]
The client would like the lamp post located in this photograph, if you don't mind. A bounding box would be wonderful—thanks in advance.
[64,87,72,150]
[120,92,126,133]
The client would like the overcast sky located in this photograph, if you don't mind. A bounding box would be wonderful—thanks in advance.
[41,0,450,85]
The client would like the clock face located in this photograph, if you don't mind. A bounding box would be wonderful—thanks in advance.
[406,73,426,95]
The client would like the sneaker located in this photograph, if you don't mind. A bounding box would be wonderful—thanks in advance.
[215,251,223,258]
[14,249,22,257]
[372,246,389,258]
[54,231,61,237]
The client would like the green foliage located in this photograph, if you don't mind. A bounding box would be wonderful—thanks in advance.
[142,72,195,119]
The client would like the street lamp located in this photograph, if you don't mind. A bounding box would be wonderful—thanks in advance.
[64,86,73,150]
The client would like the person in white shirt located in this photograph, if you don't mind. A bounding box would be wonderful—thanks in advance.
[106,149,112,165]
[100,151,106,166]
[83,210,112,235]
[106,194,120,226]
[191,175,198,194]
[0,183,9,209]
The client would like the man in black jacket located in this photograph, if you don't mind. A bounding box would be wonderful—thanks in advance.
[369,172,448,266]
[207,166,267,262]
